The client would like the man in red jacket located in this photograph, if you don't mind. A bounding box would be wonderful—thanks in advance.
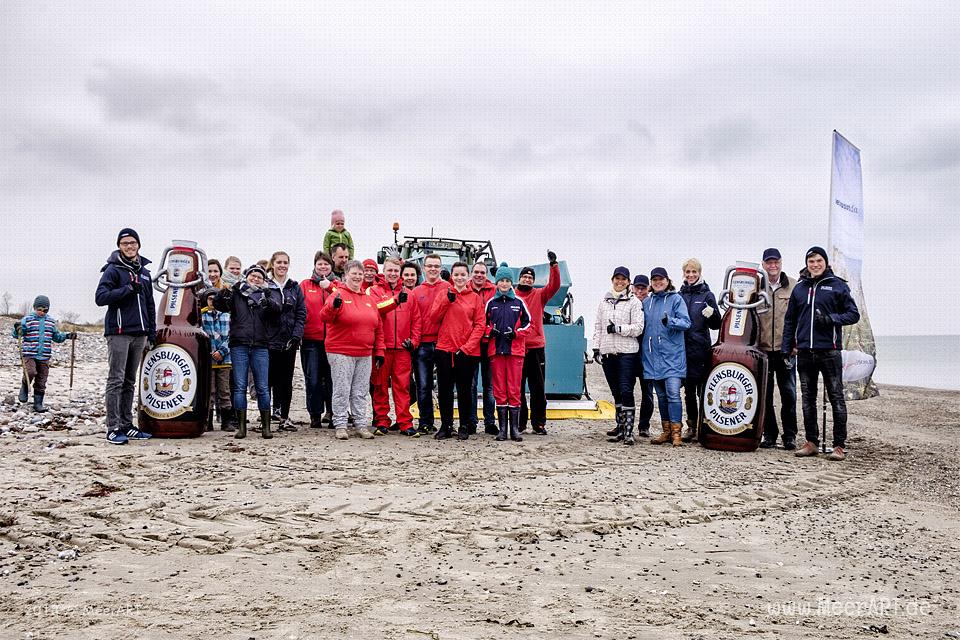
[515,250,561,434]
[470,261,497,434]
[370,257,421,436]
[412,254,447,434]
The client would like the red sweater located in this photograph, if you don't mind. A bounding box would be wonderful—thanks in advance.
[515,263,561,350]
[369,281,421,350]
[413,279,447,343]
[429,286,485,356]
[300,277,339,341]
[319,287,385,357]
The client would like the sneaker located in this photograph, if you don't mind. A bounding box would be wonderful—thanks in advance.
[271,408,282,421]
[124,428,152,440]
[106,430,129,445]
[827,446,846,461]
[532,425,547,436]
[782,440,797,451]
[374,426,389,436]
[335,428,349,440]
[387,423,401,432]
[794,441,819,457]
[400,428,420,438]
[759,438,777,449]
[358,428,375,440]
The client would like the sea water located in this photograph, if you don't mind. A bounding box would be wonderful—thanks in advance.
[873,335,960,390]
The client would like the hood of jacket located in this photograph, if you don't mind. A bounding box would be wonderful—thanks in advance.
[101,250,152,273]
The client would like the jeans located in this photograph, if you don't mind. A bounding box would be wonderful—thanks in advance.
[520,347,547,429]
[415,342,437,428]
[651,377,683,424]
[763,350,798,443]
[231,345,270,411]
[301,340,332,419]
[435,349,479,429]
[269,347,298,418]
[600,352,636,409]
[797,349,847,447]
[105,334,147,433]
[683,374,708,428]
[470,351,496,427]
[633,353,655,430]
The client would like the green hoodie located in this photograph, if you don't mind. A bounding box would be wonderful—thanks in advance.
[323,228,355,258]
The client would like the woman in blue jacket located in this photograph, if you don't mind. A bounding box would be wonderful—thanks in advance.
[678,258,721,442]
[642,267,691,447]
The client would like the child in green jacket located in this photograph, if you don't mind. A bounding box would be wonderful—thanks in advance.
[323,210,355,259]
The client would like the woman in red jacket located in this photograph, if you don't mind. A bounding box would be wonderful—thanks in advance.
[320,260,385,440]
[300,251,338,428]
[429,261,485,441]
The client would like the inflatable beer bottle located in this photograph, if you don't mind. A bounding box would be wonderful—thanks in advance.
[138,241,211,437]
[699,262,771,452]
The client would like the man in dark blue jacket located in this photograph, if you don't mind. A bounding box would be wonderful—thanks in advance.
[95,228,157,445]
[781,246,860,460]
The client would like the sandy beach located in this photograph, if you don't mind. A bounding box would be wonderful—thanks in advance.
[1,323,958,639]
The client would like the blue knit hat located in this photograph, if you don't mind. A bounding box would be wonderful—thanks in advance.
[33,295,50,310]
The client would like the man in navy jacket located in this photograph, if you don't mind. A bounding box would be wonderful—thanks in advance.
[781,246,860,460]
[95,228,157,445]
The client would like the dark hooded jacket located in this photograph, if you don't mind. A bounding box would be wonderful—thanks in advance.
[95,251,157,338]
[266,278,307,350]
[781,267,860,352]
[679,280,721,380]
[214,283,281,348]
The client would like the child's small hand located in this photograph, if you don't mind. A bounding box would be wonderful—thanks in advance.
[212,351,223,363]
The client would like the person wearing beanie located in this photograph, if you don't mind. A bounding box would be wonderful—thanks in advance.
[514,250,562,435]
[592,266,645,445]
[361,258,386,293]
[642,267,692,447]
[781,245,860,461]
[323,210,355,259]
[678,258,722,443]
[758,248,799,450]
[200,287,237,432]
[484,269,532,442]
[12,296,75,413]
[95,227,156,445]
[214,263,283,439]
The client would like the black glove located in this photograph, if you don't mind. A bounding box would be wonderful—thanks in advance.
[547,250,557,264]
[147,335,156,349]
[606,320,617,334]
[333,294,342,308]
[398,291,408,304]
[502,326,515,340]
[447,289,456,303]
[593,349,602,364]
[661,313,668,326]
[285,337,301,351]
[67,332,78,340]
[440,269,451,282]
[402,338,415,352]
[814,309,832,328]
[374,355,385,369]
[13,324,22,338]
[131,281,143,294]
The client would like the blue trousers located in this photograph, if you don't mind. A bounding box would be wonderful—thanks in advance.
[651,377,683,423]
[231,345,270,411]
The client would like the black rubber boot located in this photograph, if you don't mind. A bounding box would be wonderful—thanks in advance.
[434,425,454,440]
[622,408,636,446]
[235,410,247,439]
[206,407,215,432]
[508,406,523,442]
[33,394,48,413]
[18,380,28,404]
[495,406,508,442]
[606,405,622,438]
[260,410,273,439]
[222,407,237,432]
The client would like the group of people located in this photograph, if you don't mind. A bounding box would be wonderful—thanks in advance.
[592,246,860,461]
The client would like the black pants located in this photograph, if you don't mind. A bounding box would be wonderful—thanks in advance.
[633,353,655,429]
[269,348,298,418]
[520,347,546,429]
[798,349,847,447]
[763,350,798,443]
[436,350,479,429]
[683,374,708,427]
[601,353,635,408]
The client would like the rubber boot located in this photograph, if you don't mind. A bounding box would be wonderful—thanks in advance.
[606,405,622,438]
[650,420,672,445]
[622,408,636,446]
[671,422,683,447]
[206,407,215,432]
[508,406,523,442]
[33,394,48,413]
[260,410,273,439]
[235,410,247,439]
[18,380,28,403]
[222,407,237,432]
[681,418,697,443]
[495,406,508,442]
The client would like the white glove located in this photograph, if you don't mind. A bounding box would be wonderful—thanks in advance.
[702,306,714,318]
[318,278,331,290]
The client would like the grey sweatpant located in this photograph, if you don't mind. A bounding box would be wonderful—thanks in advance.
[327,352,371,430]
[105,334,147,433]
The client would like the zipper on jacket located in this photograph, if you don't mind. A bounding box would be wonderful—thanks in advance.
[117,309,122,334]
[137,280,145,332]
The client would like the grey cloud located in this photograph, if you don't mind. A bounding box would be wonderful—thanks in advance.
[86,64,221,134]
[881,125,960,174]
[261,86,411,134]
[685,116,766,163]
[12,126,140,176]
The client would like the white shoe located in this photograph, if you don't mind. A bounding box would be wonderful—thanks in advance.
[358,427,374,440]
[335,429,349,440]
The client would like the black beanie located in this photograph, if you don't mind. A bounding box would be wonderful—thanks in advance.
[519,266,536,281]
[117,228,141,247]
[805,246,829,265]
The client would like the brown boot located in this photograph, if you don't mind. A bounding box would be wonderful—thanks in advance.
[671,422,683,447]
[681,419,697,442]
[794,441,818,457]
[650,420,672,445]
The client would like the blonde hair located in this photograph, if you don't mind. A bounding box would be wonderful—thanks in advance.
[681,258,702,273]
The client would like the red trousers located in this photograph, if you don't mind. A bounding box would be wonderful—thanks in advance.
[491,354,524,407]
[372,349,414,429]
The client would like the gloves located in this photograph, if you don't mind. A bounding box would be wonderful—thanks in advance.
[285,337,301,351]
[13,324,22,338]
[606,320,617,334]
[67,332,78,340]
[131,281,143,294]
[447,289,456,303]
[547,250,557,265]
[374,355,385,369]
[814,309,832,328]
[333,294,342,308]
[402,338,415,352]
[702,306,714,319]
[502,326,515,340]
[398,291,408,304]
[661,313,668,327]
[440,269,451,282]
[147,335,156,349]
[593,349,602,364]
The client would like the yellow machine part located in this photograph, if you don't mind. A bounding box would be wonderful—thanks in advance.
[408,400,614,421]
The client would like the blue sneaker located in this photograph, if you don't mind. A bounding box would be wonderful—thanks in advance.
[106,430,129,445]
[124,428,152,440]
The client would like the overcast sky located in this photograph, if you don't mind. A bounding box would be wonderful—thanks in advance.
[2,1,958,336]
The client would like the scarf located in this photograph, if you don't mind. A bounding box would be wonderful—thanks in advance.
[516,284,533,293]
[119,253,141,273]
[239,282,267,306]
[222,271,240,287]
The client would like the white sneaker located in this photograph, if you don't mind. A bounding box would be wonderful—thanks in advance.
[358,427,374,439]
[335,429,349,440]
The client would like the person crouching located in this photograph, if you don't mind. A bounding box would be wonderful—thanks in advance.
[485,270,531,441]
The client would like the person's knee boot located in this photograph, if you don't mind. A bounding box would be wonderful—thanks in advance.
[235,410,247,439]
[18,380,28,404]
[607,405,622,438]
[260,410,273,439]
[509,406,523,442]
[622,408,635,445]
[496,406,509,442]
[33,394,47,413]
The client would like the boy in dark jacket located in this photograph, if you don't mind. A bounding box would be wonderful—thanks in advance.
[781,246,860,461]
[95,228,156,445]
[485,269,531,441]
[12,295,75,412]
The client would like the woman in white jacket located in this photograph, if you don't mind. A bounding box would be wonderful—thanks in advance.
[592,266,645,445]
